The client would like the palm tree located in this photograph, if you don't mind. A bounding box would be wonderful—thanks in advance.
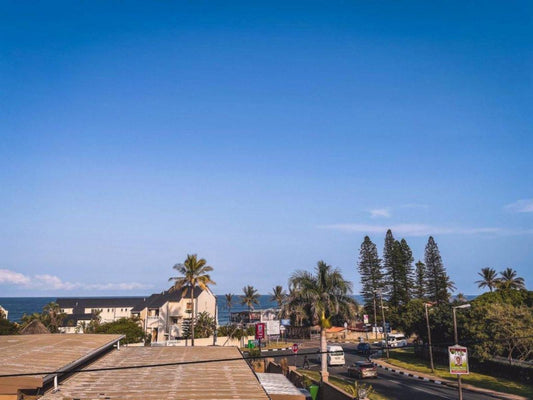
[289,261,356,382]
[271,285,286,317]
[476,267,499,292]
[241,285,260,311]
[169,254,215,346]
[497,268,526,290]
[43,301,65,333]
[225,293,234,325]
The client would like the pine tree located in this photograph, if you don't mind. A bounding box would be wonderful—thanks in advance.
[424,236,453,304]
[382,229,396,302]
[397,238,414,306]
[357,236,384,326]
[413,260,427,300]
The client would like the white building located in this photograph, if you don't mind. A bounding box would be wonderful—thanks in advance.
[0,305,8,320]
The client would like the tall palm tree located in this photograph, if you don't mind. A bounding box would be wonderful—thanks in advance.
[169,254,215,346]
[289,261,356,382]
[241,285,260,311]
[475,267,499,292]
[497,268,526,290]
[225,293,234,325]
[43,301,65,333]
[271,285,286,317]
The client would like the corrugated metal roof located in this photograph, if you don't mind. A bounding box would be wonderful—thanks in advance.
[256,373,303,395]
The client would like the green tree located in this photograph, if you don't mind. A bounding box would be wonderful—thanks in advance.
[357,236,384,328]
[271,285,286,308]
[497,268,526,291]
[195,311,216,338]
[95,317,145,344]
[382,229,396,303]
[225,293,234,325]
[390,238,414,308]
[169,254,215,346]
[475,267,499,293]
[42,302,66,333]
[241,285,260,311]
[413,260,427,300]
[424,236,453,304]
[289,261,356,382]
[0,318,19,335]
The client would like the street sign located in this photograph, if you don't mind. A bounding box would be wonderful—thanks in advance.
[363,314,369,324]
[292,343,299,354]
[267,320,280,335]
[255,323,266,340]
[448,345,469,374]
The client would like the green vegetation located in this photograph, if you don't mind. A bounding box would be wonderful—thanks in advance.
[0,317,19,334]
[95,317,145,344]
[241,285,260,310]
[385,348,533,398]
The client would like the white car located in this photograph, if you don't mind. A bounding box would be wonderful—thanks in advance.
[387,334,408,348]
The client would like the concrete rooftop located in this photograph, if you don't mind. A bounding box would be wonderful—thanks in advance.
[40,346,270,400]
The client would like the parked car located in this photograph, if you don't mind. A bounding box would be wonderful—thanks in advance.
[387,334,408,348]
[356,342,372,355]
[315,345,345,366]
[348,361,378,379]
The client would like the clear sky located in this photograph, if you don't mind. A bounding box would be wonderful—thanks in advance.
[1,1,532,297]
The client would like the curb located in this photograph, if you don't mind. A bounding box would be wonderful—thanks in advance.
[374,363,443,385]
[261,347,292,353]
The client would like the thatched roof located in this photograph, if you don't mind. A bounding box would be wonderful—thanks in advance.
[20,319,50,335]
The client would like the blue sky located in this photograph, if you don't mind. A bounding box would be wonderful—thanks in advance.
[1,1,532,297]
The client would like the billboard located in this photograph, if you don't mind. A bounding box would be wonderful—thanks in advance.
[449,345,469,374]
[255,323,265,340]
[266,320,280,335]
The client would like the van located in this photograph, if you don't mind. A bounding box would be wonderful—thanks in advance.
[326,345,345,366]
[387,334,408,348]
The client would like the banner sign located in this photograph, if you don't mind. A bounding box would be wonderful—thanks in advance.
[266,320,280,335]
[255,322,266,340]
[363,314,369,324]
[449,345,469,374]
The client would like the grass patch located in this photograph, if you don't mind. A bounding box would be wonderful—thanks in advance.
[385,348,533,398]
[298,369,389,400]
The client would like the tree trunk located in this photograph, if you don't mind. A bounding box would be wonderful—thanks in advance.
[320,327,328,382]
[191,289,195,346]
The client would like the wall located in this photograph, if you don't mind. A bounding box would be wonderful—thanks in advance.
[152,335,255,347]
[318,382,357,400]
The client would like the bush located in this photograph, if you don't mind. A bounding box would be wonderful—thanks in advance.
[95,317,145,344]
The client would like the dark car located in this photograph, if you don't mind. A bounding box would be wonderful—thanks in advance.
[356,342,372,355]
[348,361,378,379]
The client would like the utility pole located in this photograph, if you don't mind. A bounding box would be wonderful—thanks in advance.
[373,293,378,339]
[453,304,471,400]
[424,303,435,372]
[377,289,389,359]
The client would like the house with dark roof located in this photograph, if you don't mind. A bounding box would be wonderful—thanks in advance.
[56,297,145,333]
[131,287,216,343]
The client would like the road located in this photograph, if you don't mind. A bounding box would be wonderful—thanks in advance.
[265,342,502,400]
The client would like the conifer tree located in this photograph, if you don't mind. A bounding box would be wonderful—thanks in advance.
[382,229,396,302]
[413,260,427,300]
[424,236,453,304]
[357,236,384,326]
[397,238,414,306]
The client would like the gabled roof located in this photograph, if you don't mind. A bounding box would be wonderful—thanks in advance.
[56,297,145,314]
[130,287,204,312]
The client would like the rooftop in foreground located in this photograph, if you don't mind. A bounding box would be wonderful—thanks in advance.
[40,346,270,400]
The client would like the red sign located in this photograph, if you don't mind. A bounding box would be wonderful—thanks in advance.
[255,323,265,340]
[292,343,299,354]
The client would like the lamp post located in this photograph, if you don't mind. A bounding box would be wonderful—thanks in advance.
[375,289,389,359]
[452,304,471,400]
[424,303,435,373]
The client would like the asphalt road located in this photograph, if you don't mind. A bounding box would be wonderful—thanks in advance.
[265,342,503,400]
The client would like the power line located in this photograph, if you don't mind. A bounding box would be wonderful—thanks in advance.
[0,349,319,378]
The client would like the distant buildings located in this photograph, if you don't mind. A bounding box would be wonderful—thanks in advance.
[56,288,217,342]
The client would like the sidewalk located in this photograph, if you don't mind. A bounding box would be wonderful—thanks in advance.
[371,358,528,400]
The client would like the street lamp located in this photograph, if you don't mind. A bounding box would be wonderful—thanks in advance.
[375,289,389,359]
[424,303,435,373]
[452,304,471,400]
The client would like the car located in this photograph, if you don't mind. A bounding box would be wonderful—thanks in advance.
[356,342,372,355]
[387,334,408,348]
[348,361,378,379]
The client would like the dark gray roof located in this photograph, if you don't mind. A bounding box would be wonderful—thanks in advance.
[61,313,94,326]
[57,297,145,314]
[130,287,203,312]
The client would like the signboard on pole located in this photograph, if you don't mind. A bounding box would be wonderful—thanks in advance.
[255,323,266,340]
[363,314,369,324]
[448,345,469,374]
[292,343,299,354]
[266,320,280,335]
